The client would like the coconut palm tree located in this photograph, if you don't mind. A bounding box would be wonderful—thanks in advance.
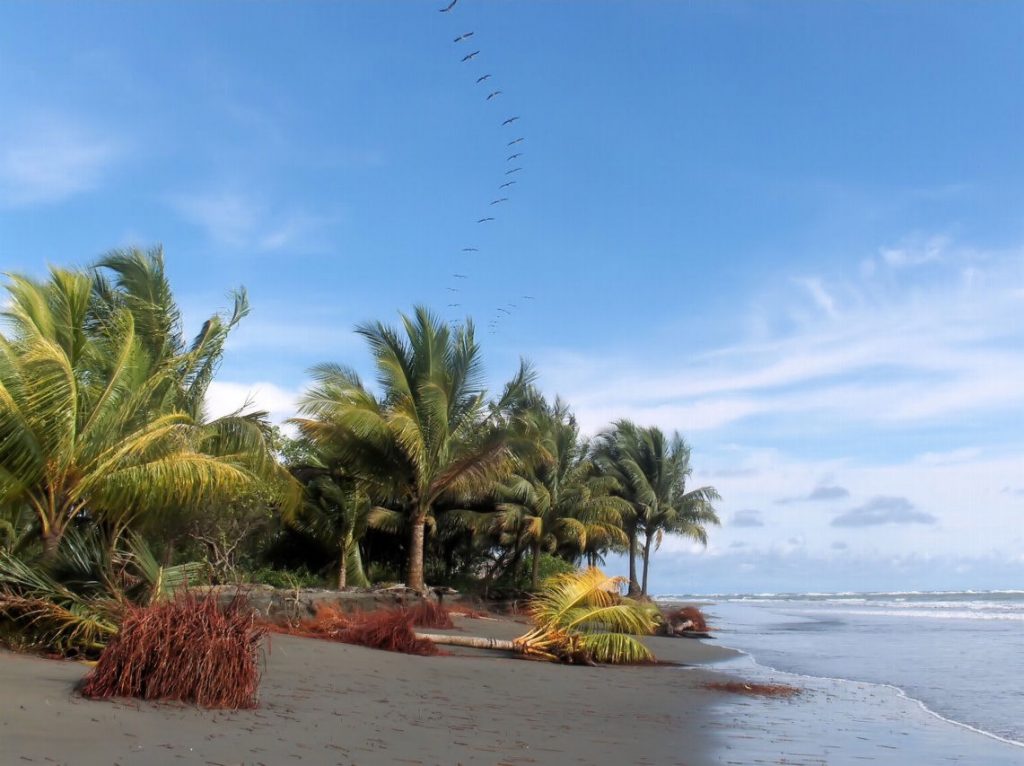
[292,307,527,591]
[290,466,372,589]
[594,421,719,597]
[417,567,659,663]
[0,266,291,559]
[492,398,629,589]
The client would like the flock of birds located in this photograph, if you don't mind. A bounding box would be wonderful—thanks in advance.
[437,0,535,336]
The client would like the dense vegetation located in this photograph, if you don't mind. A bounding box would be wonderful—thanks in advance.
[0,248,719,655]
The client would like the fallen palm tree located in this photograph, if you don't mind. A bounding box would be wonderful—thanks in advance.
[417,567,660,664]
[287,603,438,655]
[81,592,265,709]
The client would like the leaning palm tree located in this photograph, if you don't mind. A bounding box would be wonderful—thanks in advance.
[594,421,720,597]
[0,267,292,559]
[292,307,528,591]
[417,567,659,664]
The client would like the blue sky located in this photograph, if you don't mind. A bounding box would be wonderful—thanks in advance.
[2,1,1022,593]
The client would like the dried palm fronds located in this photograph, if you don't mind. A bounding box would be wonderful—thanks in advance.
[408,599,454,629]
[81,592,264,709]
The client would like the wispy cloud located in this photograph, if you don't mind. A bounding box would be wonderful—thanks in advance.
[541,237,1024,436]
[169,189,339,253]
[831,496,936,527]
[0,115,122,207]
[777,485,850,504]
[730,509,765,527]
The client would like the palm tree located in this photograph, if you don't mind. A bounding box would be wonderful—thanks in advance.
[493,398,629,589]
[595,421,719,597]
[290,466,372,589]
[0,265,291,559]
[417,567,659,664]
[292,307,526,592]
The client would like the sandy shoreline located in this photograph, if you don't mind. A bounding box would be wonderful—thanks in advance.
[3,614,1021,765]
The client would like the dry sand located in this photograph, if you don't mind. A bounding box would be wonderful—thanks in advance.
[1,615,736,766]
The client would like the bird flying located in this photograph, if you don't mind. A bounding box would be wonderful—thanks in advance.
[453,31,474,42]
[506,137,524,146]
[453,273,468,279]
[476,74,492,84]
[522,295,535,300]
[462,247,479,252]
[448,303,461,308]
[499,181,517,189]
[439,0,458,12]
[506,152,522,160]
[505,167,523,174]
[462,51,480,62]
[497,308,512,315]
[477,217,495,223]
[486,90,502,100]
[490,198,508,205]
[501,116,520,126]
[447,287,459,292]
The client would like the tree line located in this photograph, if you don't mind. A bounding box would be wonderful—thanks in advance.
[0,248,718,651]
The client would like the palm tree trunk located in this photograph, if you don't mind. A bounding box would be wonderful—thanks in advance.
[626,524,641,597]
[41,529,60,562]
[406,514,427,592]
[415,632,517,652]
[530,539,542,590]
[641,530,654,597]
[337,538,347,590]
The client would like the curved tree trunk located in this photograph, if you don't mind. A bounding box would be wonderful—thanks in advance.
[337,538,347,590]
[41,529,61,562]
[530,539,542,590]
[415,632,517,653]
[406,514,427,592]
[640,531,654,597]
[626,524,641,597]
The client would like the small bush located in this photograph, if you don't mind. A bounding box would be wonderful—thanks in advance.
[244,566,323,589]
[81,592,265,709]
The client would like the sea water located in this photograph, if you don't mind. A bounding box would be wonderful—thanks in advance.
[659,590,1024,748]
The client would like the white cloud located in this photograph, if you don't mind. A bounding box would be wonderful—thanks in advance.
[0,116,122,206]
[205,380,300,426]
[793,276,839,317]
[540,239,1024,435]
[169,189,338,252]
[879,234,948,268]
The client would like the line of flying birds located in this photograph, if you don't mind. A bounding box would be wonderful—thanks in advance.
[437,0,535,335]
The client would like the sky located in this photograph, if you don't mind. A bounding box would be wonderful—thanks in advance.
[1,1,1022,594]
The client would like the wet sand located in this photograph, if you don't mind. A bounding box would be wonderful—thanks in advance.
[3,614,1020,765]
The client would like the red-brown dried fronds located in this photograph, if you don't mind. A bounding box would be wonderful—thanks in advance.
[81,592,264,709]
[340,609,438,655]
[408,600,454,629]
[299,605,437,656]
[677,606,709,632]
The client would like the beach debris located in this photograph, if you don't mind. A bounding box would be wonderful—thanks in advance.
[702,681,802,698]
[421,568,660,665]
[80,592,264,709]
[408,599,455,629]
[295,604,438,656]
[660,605,713,638]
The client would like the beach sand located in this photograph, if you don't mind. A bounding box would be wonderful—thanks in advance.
[2,614,1020,765]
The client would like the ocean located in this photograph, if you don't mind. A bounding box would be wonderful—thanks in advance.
[659,590,1024,751]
